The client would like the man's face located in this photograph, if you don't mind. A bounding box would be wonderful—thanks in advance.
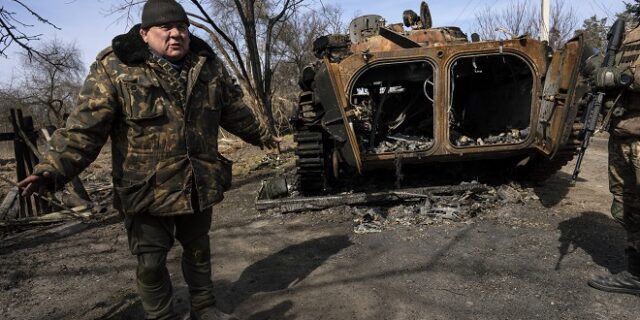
[140,22,190,61]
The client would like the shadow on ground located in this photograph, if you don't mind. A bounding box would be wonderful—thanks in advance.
[215,235,352,314]
[556,211,626,273]
[532,171,573,208]
[0,216,122,255]
[247,301,295,320]
[92,235,350,320]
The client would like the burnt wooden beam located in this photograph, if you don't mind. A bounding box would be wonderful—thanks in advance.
[256,183,489,213]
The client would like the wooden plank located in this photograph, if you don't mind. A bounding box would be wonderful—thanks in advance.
[22,115,45,215]
[0,205,92,227]
[0,187,19,220]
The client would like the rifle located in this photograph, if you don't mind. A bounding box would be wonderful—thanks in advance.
[570,18,627,184]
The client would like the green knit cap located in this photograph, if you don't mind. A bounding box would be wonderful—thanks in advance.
[141,0,189,28]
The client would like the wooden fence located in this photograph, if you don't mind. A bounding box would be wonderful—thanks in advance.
[0,109,50,217]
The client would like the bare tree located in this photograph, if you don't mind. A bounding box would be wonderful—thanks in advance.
[546,1,579,49]
[268,4,345,130]
[0,0,70,67]
[474,0,535,40]
[473,0,578,49]
[193,0,307,134]
[278,4,344,70]
[1,39,84,127]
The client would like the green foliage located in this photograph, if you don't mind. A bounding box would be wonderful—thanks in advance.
[625,0,640,17]
[578,16,608,53]
[576,3,639,55]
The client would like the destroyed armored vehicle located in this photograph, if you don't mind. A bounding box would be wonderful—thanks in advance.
[292,2,592,194]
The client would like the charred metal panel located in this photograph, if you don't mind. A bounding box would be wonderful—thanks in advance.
[536,36,585,156]
[558,41,594,150]
[314,62,359,170]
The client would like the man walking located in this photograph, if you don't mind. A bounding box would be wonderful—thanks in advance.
[18,0,278,318]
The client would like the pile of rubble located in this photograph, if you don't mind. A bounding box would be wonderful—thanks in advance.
[454,128,530,147]
[372,134,435,153]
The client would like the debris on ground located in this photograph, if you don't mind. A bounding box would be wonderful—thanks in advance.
[251,153,292,171]
[453,128,530,147]
[256,172,538,234]
[349,182,536,233]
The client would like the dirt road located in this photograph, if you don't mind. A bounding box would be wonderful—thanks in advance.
[1,135,639,320]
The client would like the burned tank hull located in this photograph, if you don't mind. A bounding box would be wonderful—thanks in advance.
[293,4,592,194]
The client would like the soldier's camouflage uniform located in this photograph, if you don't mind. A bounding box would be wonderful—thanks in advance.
[609,25,640,263]
[585,25,640,296]
[33,25,271,319]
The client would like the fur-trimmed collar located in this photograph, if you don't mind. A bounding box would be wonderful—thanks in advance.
[112,24,215,65]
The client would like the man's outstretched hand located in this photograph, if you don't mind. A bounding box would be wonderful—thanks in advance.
[17,171,53,197]
[262,135,283,150]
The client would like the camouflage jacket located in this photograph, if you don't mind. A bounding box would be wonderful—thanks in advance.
[34,25,271,216]
[613,25,640,137]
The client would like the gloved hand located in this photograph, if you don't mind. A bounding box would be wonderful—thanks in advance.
[593,66,634,91]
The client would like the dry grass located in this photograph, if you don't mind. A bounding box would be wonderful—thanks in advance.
[0,141,15,159]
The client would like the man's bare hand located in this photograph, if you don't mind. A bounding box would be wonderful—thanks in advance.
[262,136,282,150]
[17,171,52,196]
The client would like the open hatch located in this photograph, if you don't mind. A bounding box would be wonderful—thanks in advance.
[448,54,534,147]
[350,60,436,154]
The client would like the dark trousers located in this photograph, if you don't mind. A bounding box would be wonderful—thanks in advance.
[124,208,216,320]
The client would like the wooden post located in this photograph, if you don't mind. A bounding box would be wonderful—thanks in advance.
[21,114,47,214]
[10,109,30,218]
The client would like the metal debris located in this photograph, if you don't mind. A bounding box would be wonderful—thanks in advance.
[353,208,384,234]
[454,128,530,147]
[372,134,435,153]
[349,182,535,233]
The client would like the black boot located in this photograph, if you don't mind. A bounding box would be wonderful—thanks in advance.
[588,249,640,295]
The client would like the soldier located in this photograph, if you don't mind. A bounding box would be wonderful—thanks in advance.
[18,0,279,319]
[588,17,640,295]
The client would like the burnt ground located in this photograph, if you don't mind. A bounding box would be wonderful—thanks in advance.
[1,134,639,320]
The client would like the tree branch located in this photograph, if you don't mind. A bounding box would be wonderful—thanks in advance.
[12,0,60,30]
[189,0,254,90]
[188,16,257,98]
